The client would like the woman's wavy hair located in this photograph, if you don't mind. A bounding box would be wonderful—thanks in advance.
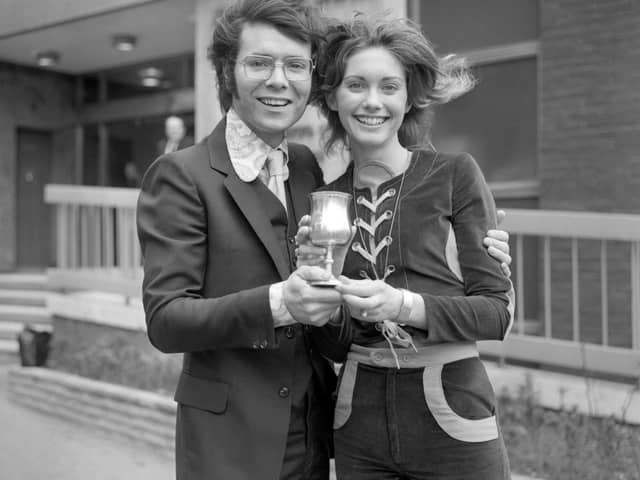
[314,14,476,152]
[207,0,324,113]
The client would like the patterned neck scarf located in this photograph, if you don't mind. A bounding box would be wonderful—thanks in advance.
[225,108,289,183]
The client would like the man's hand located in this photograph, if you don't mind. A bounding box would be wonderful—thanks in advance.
[484,209,512,277]
[295,214,355,277]
[283,266,343,327]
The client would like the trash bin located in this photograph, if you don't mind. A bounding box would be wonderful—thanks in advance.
[17,325,52,367]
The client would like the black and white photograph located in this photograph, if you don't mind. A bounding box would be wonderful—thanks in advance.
[0,1,638,479]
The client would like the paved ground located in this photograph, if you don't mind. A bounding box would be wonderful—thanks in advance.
[0,367,174,480]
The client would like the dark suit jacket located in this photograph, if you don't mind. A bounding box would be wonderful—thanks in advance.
[137,119,349,480]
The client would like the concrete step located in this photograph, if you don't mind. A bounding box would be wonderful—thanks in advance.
[0,273,47,291]
[0,321,52,341]
[0,289,48,307]
[0,321,23,341]
[0,305,50,325]
[0,338,18,365]
[8,368,175,455]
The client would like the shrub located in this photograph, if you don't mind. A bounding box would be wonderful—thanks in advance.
[46,317,181,396]
[498,376,640,479]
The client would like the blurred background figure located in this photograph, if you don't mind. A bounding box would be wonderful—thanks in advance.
[124,115,194,187]
[156,115,193,156]
[123,161,143,188]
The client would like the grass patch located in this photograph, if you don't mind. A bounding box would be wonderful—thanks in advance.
[46,319,181,396]
[498,376,640,479]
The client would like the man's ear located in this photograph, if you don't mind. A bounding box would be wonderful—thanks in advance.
[326,92,338,112]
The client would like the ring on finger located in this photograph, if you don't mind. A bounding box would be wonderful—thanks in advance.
[361,309,368,318]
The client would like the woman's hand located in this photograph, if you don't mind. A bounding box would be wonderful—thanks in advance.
[334,277,403,323]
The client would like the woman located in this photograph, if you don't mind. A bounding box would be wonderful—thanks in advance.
[302,16,514,479]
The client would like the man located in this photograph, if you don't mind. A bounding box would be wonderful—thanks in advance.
[137,1,511,479]
[124,117,194,188]
[156,115,194,156]
[138,2,348,479]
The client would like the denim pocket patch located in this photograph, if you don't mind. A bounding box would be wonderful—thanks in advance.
[422,362,498,443]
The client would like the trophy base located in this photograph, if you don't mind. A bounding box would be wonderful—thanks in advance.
[310,278,339,288]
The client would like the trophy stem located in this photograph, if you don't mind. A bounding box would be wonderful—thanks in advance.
[310,242,339,287]
[325,243,335,277]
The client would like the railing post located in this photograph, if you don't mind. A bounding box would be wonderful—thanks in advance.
[69,204,79,268]
[102,206,114,267]
[132,208,141,268]
[572,238,580,342]
[516,235,524,334]
[544,236,551,337]
[601,240,608,346]
[56,205,68,268]
[632,241,640,350]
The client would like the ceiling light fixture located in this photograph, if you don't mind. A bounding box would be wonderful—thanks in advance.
[112,34,137,52]
[35,51,60,67]
[138,67,163,78]
[141,76,161,87]
[139,66,164,88]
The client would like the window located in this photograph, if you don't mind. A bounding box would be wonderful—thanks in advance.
[431,58,537,183]
[415,0,539,187]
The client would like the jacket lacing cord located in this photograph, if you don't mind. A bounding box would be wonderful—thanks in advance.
[352,182,416,368]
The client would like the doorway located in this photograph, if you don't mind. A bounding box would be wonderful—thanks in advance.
[16,128,52,269]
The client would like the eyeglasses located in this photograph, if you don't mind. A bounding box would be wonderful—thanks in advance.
[238,55,315,81]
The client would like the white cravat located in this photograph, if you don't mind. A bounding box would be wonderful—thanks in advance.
[264,148,288,212]
[164,140,178,154]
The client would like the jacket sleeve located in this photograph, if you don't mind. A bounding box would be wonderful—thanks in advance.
[136,155,277,354]
[422,154,515,343]
[310,306,353,363]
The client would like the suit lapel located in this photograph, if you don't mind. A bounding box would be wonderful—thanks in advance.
[207,120,290,281]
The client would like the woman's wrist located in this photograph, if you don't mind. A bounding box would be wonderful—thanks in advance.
[394,289,427,330]
[393,289,414,324]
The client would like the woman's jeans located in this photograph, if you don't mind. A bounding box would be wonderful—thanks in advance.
[333,344,510,480]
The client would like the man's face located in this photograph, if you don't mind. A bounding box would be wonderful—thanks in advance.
[231,22,312,147]
[166,117,185,142]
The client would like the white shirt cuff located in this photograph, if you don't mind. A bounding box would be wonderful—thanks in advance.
[269,282,295,327]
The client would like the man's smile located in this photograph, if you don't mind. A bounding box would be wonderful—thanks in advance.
[258,97,292,107]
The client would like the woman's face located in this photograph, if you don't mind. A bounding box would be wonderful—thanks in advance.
[328,46,410,152]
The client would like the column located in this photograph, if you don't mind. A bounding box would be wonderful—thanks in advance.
[194,0,224,141]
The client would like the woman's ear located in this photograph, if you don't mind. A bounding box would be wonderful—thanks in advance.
[326,92,338,112]
[405,102,412,114]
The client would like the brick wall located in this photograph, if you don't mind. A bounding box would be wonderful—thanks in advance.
[539,1,640,345]
[0,63,76,270]
[540,0,640,213]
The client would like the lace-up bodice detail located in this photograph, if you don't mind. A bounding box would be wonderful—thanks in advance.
[327,150,514,351]
[351,178,404,281]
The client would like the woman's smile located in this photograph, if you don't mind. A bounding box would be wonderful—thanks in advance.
[354,115,388,126]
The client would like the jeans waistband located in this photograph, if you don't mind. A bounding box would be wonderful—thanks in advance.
[347,342,478,368]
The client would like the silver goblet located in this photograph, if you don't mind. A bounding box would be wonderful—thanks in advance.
[308,191,353,287]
